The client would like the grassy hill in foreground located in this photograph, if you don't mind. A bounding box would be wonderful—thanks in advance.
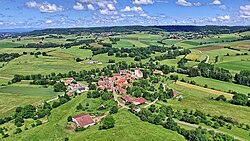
[3,94,185,141]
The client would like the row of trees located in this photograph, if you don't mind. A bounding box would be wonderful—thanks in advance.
[215,93,250,107]
[130,105,238,141]
[0,53,20,62]
[187,63,233,82]
[235,70,250,86]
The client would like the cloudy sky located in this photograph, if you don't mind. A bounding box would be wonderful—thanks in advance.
[0,0,250,29]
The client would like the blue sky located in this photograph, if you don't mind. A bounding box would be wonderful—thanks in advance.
[0,0,249,29]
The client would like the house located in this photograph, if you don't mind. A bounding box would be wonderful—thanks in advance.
[64,78,75,85]
[133,98,147,105]
[173,90,177,97]
[153,70,164,75]
[121,95,147,105]
[135,68,143,78]
[72,114,95,128]
[66,92,72,97]
[121,95,134,103]
[77,87,86,93]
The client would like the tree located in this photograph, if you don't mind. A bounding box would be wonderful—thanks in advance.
[99,115,115,130]
[110,106,118,114]
[53,82,66,92]
[36,120,42,126]
[215,95,227,102]
[76,103,83,110]
[68,116,72,122]
[14,128,22,134]
[52,101,60,108]
[231,93,248,106]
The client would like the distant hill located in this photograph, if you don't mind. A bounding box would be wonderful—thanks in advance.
[0,28,43,33]
[15,25,250,36]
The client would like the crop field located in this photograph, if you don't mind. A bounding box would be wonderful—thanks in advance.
[195,46,224,51]
[4,94,185,141]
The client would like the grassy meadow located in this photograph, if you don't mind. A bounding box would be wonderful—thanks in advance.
[3,94,185,141]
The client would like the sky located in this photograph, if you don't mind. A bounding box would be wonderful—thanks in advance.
[0,0,250,29]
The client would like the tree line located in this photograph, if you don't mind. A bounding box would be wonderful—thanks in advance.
[0,53,20,62]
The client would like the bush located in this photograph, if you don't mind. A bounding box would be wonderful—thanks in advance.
[14,128,22,134]
[52,101,60,108]
[99,115,115,130]
[75,127,85,132]
[36,120,42,126]
[68,116,72,122]
[110,106,118,114]
[15,122,23,127]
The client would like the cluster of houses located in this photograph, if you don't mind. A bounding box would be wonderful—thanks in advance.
[63,78,88,96]
[97,68,147,105]
[167,33,207,40]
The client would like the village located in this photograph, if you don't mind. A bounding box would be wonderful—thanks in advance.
[63,68,170,129]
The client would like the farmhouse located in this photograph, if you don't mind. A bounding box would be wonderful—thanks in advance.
[122,95,147,105]
[72,114,95,128]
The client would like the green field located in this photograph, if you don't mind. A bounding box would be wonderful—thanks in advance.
[0,42,22,48]
[0,84,61,97]
[175,74,250,94]
[166,83,250,124]
[4,94,185,141]
[0,93,45,118]
[216,60,250,71]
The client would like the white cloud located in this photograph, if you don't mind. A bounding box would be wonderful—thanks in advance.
[45,20,53,23]
[217,15,230,21]
[211,0,222,5]
[100,9,117,15]
[73,2,84,10]
[193,2,201,7]
[87,4,95,10]
[107,3,115,10]
[121,6,147,16]
[176,0,192,7]
[240,5,250,19]
[25,1,64,13]
[219,5,226,10]
[133,0,154,5]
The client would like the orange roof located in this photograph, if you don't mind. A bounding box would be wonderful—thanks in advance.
[73,114,94,127]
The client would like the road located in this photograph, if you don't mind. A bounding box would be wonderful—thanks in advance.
[199,51,209,64]
[174,119,245,141]
[144,98,158,108]
[113,90,130,109]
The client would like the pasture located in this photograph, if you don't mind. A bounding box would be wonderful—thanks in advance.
[4,94,185,141]
[175,73,250,94]
[166,82,250,124]
[0,93,45,118]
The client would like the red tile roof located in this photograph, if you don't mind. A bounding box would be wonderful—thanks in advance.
[173,90,177,97]
[134,98,147,104]
[116,79,127,83]
[72,114,94,127]
[121,95,134,103]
